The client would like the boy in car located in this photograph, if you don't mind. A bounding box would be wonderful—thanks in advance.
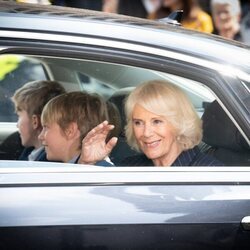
[39,91,117,165]
[11,80,66,161]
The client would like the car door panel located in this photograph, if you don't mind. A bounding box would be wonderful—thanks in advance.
[0,168,250,249]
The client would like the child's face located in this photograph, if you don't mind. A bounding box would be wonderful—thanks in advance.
[17,110,35,147]
[38,121,70,162]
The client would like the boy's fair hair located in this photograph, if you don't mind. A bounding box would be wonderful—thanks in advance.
[125,80,202,151]
[41,91,109,145]
[11,80,66,117]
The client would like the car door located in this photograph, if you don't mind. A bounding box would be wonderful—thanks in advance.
[0,15,250,249]
[0,165,250,250]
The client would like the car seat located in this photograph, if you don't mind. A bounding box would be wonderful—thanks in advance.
[0,131,24,160]
[201,101,250,166]
[108,87,139,165]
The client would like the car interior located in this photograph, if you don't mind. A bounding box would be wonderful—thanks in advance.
[202,100,250,166]
[0,54,249,166]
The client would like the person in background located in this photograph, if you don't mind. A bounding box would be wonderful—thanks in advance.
[143,0,162,17]
[102,0,161,18]
[51,0,65,6]
[16,0,51,4]
[240,0,249,18]
[149,0,214,33]
[39,91,117,166]
[241,9,250,45]
[51,0,118,13]
[198,0,211,15]
[11,80,66,161]
[118,0,146,17]
[102,0,118,13]
[211,0,242,41]
[53,0,103,10]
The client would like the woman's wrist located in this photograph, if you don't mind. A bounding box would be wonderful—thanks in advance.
[77,156,96,165]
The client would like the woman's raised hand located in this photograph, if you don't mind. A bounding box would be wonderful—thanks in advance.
[78,121,118,165]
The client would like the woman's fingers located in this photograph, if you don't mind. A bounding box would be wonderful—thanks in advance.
[106,137,118,153]
[82,121,115,144]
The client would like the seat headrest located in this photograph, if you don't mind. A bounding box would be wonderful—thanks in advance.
[108,87,134,130]
[202,101,249,151]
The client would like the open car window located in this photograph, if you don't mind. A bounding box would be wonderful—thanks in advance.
[0,54,249,166]
[0,55,47,122]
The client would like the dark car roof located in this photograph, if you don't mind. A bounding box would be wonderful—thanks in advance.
[0,0,250,72]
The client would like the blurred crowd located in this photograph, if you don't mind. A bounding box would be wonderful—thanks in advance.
[13,0,250,44]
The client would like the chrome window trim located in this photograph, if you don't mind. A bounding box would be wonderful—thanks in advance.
[0,30,250,82]
[0,30,249,145]
[0,162,250,184]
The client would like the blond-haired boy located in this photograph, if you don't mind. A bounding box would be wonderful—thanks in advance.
[39,91,117,165]
[11,80,66,160]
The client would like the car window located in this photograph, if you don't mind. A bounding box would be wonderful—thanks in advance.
[0,53,248,166]
[36,56,215,106]
[0,54,47,122]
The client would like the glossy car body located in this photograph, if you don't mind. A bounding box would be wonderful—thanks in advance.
[0,1,249,249]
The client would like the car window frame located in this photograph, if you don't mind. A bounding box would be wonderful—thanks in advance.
[0,40,249,146]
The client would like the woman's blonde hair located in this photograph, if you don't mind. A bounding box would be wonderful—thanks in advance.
[125,80,202,151]
[41,91,109,148]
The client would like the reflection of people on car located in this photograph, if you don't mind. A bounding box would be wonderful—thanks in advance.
[39,91,117,166]
[11,80,66,161]
[81,80,222,166]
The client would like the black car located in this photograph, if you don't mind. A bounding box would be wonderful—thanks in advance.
[0,1,249,249]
